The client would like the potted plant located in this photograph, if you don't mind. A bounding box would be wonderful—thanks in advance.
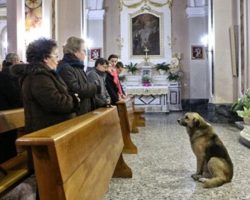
[155,62,169,75]
[231,89,250,123]
[125,62,138,75]
[237,107,250,125]
[142,74,151,86]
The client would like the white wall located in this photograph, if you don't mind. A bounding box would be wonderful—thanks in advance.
[87,19,104,66]
[188,17,209,99]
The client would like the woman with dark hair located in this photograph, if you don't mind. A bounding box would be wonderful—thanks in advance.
[12,38,80,133]
[107,54,126,100]
[57,36,100,115]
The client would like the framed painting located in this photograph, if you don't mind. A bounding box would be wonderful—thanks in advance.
[89,48,102,61]
[191,45,204,60]
[25,0,42,32]
[131,13,161,56]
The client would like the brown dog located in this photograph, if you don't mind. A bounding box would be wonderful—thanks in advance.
[177,112,233,188]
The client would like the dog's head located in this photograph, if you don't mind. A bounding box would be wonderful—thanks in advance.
[177,112,207,128]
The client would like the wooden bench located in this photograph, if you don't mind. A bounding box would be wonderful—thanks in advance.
[116,97,138,154]
[132,104,146,128]
[0,108,30,197]
[16,107,132,200]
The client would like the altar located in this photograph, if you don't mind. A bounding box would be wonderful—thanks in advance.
[126,85,169,112]
[122,60,182,112]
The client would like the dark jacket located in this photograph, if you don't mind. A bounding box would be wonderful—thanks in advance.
[12,63,78,133]
[0,67,22,110]
[87,68,110,108]
[57,54,98,115]
[105,72,119,105]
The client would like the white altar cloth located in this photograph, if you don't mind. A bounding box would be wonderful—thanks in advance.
[126,86,168,96]
[125,86,169,112]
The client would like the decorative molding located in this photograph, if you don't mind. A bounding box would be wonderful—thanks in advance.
[119,0,172,11]
[0,7,6,17]
[88,9,105,20]
[186,6,208,18]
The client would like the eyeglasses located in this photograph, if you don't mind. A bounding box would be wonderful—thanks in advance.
[49,54,59,58]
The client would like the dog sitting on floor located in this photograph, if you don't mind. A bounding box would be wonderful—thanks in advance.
[177,112,233,188]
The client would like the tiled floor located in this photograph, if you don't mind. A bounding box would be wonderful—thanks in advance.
[2,112,250,200]
[105,112,250,200]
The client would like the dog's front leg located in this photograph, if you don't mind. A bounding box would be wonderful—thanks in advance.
[191,156,204,181]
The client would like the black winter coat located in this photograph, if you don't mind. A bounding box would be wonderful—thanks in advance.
[0,68,22,110]
[57,54,98,115]
[12,63,78,133]
[105,72,119,105]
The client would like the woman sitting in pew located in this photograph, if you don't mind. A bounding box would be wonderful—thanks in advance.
[11,38,80,133]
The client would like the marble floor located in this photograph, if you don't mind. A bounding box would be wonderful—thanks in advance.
[105,112,250,200]
[1,112,250,200]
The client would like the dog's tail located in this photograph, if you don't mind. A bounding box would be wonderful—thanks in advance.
[203,177,228,188]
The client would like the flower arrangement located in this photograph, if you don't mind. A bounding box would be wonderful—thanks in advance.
[125,62,138,75]
[142,74,151,86]
[167,53,182,82]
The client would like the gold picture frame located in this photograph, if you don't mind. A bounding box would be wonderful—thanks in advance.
[130,10,164,58]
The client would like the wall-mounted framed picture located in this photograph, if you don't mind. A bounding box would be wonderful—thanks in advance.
[130,11,163,57]
[89,48,102,61]
[191,45,204,60]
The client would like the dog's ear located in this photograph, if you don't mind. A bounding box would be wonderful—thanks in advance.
[193,118,200,128]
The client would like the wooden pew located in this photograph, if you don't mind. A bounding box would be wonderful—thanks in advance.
[132,104,146,128]
[116,98,138,154]
[16,107,132,200]
[0,108,30,196]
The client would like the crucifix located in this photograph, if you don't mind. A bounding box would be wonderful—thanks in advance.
[144,46,150,63]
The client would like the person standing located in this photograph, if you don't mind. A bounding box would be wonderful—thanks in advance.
[12,38,80,134]
[108,54,126,99]
[57,36,100,115]
[87,58,111,108]
[0,53,22,163]
[0,53,22,110]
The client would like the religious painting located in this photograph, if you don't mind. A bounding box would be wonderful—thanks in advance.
[25,0,42,32]
[89,48,102,61]
[131,13,160,56]
[191,45,204,60]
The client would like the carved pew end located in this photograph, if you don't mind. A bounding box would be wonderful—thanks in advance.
[112,155,132,178]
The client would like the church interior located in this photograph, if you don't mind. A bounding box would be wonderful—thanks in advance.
[0,0,250,199]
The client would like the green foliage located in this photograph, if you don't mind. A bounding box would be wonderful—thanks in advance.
[231,89,250,113]
[142,75,151,83]
[155,62,170,71]
[168,72,181,81]
[125,62,138,74]
[119,74,126,82]
[236,107,250,118]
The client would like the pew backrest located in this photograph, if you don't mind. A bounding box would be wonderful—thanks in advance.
[116,97,134,132]
[16,107,124,200]
[0,108,24,134]
[0,108,29,196]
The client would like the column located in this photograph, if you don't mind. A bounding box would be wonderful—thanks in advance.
[56,0,84,56]
[7,0,25,60]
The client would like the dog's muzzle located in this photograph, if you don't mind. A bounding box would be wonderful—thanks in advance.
[177,118,187,126]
